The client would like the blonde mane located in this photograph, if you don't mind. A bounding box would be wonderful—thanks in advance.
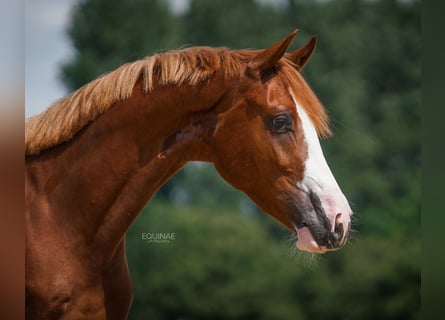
[25,46,329,156]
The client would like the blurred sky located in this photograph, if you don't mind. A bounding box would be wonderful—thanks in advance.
[0,0,23,103]
[25,0,76,118]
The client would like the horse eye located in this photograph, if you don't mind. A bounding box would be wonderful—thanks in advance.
[272,115,292,133]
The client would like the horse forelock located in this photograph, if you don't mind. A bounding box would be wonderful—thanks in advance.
[25,46,329,156]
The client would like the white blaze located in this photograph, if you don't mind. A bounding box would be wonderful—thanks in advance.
[290,92,352,251]
[292,94,341,195]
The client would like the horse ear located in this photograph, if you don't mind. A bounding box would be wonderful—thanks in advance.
[287,35,317,71]
[248,29,298,75]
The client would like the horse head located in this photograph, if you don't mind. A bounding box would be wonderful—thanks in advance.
[212,30,352,253]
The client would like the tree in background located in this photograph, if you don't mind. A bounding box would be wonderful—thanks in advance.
[61,0,420,319]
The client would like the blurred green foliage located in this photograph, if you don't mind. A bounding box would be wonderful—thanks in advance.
[62,0,420,319]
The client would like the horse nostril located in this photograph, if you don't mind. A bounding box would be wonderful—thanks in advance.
[331,229,342,245]
[330,220,345,248]
[334,212,343,226]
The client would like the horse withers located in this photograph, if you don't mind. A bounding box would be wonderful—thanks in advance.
[25,30,352,319]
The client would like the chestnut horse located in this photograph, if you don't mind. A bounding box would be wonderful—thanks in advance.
[25,30,352,319]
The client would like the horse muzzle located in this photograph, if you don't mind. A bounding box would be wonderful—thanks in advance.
[291,189,352,253]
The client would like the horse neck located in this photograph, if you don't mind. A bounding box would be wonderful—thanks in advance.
[27,78,227,263]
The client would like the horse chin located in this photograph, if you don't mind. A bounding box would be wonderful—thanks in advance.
[294,226,328,254]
